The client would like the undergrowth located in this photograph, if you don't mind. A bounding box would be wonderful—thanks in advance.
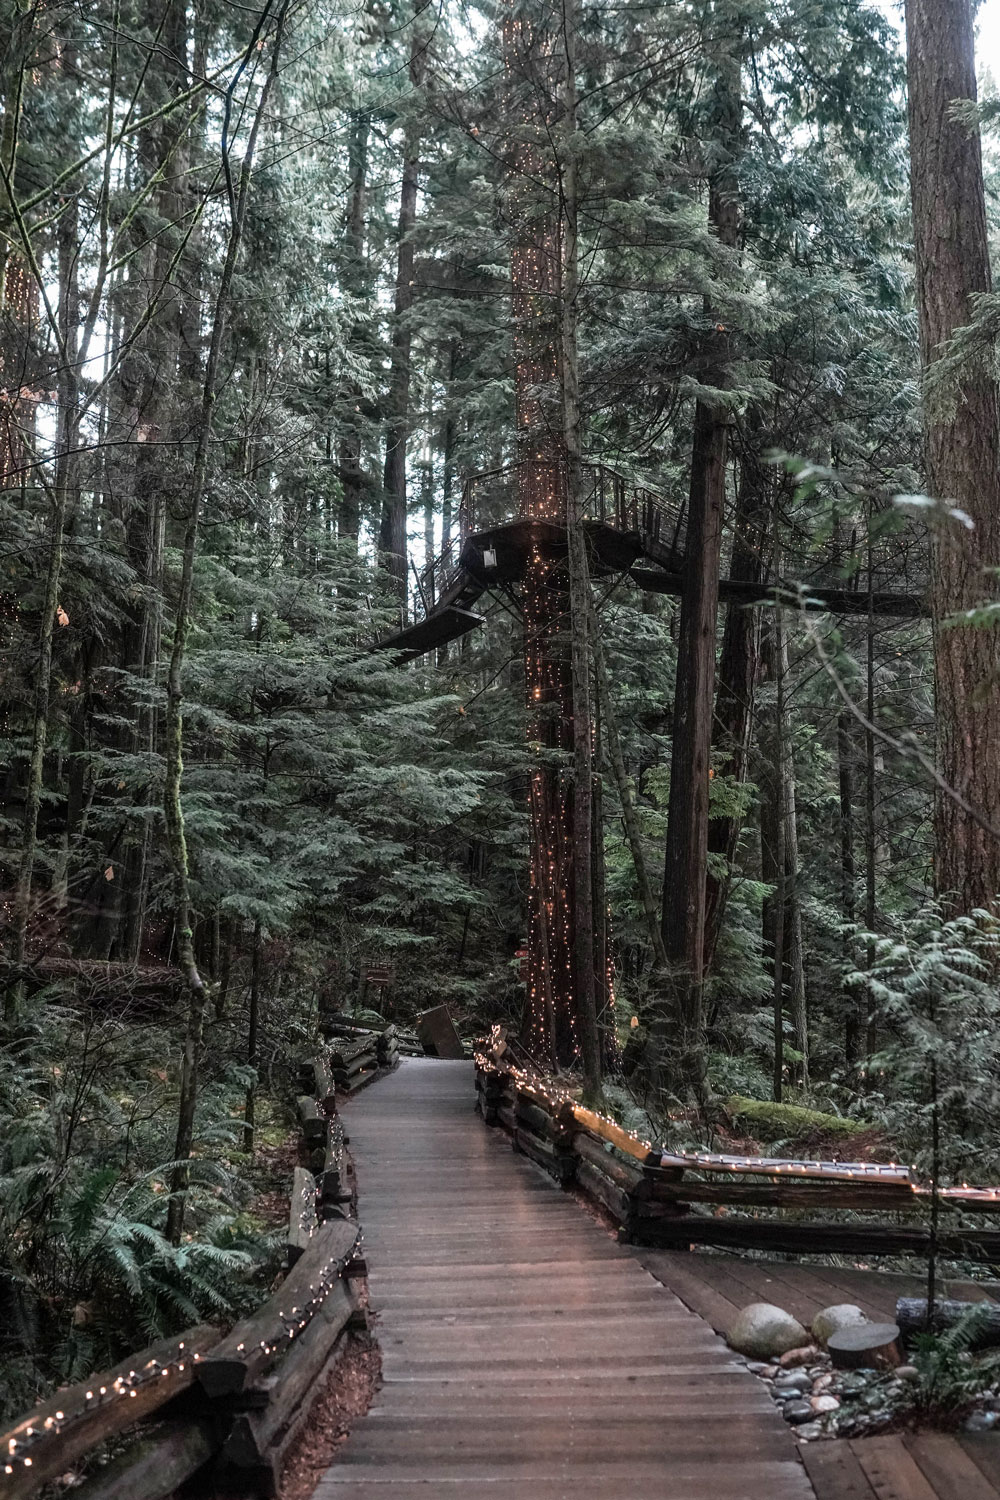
[0,1002,288,1420]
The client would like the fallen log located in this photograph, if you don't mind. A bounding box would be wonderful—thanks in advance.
[0,958,184,1007]
[896,1297,1000,1347]
[197,1218,360,1397]
[0,1325,219,1500]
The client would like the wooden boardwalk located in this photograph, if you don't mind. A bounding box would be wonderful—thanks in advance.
[314,1058,1000,1500]
[314,1058,811,1499]
[633,1249,1000,1499]
[633,1247,999,1337]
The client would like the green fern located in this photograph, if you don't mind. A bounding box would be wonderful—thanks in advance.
[904,1304,997,1422]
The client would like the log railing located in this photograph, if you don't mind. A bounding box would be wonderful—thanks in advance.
[1,1031,401,1500]
[475,1045,1000,1263]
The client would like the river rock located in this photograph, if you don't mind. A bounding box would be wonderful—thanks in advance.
[896,1365,920,1382]
[812,1304,868,1346]
[775,1371,812,1393]
[727,1303,809,1359]
[966,1411,998,1432]
[779,1344,820,1368]
[795,1422,823,1440]
[784,1400,815,1424]
[811,1394,840,1414]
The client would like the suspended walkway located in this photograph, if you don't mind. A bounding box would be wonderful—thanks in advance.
[380,463,928,661]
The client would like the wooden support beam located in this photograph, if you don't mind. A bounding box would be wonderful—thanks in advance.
[626,1213,1000,1261]
[0,1325,219,1500]
[197,1219,360,1397]
[70,1420,217,1500]
[630,568,928,618]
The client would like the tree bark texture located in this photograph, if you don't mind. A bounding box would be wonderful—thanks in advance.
[659,28,740,1102]
[704,416,766,971]
[339,107,368,545]
[905,0,1000,910]
[379,28,425,597]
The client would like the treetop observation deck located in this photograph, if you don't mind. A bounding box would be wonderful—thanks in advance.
[380,461,930,661]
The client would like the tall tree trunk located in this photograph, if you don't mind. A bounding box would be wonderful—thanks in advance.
[704,416,766,971]
[9,76,80,1011]
[593,621,668,975]
[164,15,285,1242]
[777,618,807,1087]
[659,28,740,1106]
[561,0,600,1095]
[379,28,425,597]
[905,0,1000,910]
[759,609,806,1088]
[243,920,261,1154]
[422,458,435,603]
[338,108,368,545]
[839,710,866,1071]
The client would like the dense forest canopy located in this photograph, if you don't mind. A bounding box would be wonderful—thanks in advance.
[2,0,1000,1420]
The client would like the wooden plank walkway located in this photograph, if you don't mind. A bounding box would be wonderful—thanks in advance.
[632,1250,1000,1500]
[633,1248,999,1337]
[314,1058,812,1499]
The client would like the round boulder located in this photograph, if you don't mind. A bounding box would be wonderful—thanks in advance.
[727,1303,809,1360]
[812,1304,867,1347]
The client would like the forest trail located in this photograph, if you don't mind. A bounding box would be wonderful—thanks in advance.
[313,1058,812,1500]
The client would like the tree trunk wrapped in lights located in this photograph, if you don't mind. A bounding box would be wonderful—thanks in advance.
[503,0,601,1085]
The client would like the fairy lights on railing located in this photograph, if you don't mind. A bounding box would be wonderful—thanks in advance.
[474,1038,1000,1202]
[2,1339,205,1477]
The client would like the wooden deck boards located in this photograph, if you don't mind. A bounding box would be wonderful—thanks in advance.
[634,1248,1000,1500]
[633,1248,999,1336]
[313,1059,811,1499]
[312,1059,1000,1500]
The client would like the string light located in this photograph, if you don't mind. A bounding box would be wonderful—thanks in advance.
[475,1045,1000,1201]
[2,1235,361,1474]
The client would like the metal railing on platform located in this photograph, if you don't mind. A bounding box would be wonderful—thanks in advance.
[410,461,685,624]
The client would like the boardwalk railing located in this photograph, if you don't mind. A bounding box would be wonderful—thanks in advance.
[475,1046,1000,1264]
[1,1031,401,1500]
[410,461,685,624]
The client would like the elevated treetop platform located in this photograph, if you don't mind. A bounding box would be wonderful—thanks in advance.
[378,461,929,660]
